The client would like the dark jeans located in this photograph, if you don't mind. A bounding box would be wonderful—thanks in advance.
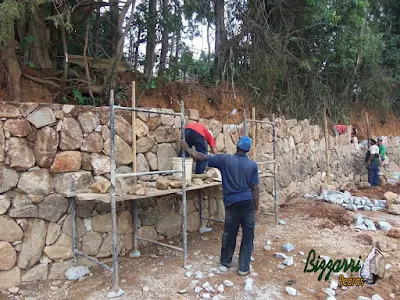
[220,200,255,273]
[368,164,379,186]
[179,128,207,174]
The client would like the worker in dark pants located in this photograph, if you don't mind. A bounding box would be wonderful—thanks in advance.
[179,122,217,174]
[180,136,259,276]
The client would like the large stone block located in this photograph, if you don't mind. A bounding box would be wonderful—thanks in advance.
[17,169,53,196]
[60,118,83,150]
[4,118,31,137]
[157,143,177,171]
[7,137,35,171]
[91,154,110,175]
[34,126,59,168]
[0,267,21,290]
[81,132,103,153]
[0,164,18,193]
[37,194,68,222]
[82,232,102,256]
[18,219,47,270]
[50,151,82,173]
[103,135,133,165]
[78,111,100,134]
[0,216,23,242]
[156,211,181,239]
[53,171,93,194]
[27,107,56,128]
[21,263,48,282]
[153,126,177,143]
[0,241,17,271]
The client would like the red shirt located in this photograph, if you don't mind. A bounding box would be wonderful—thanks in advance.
[334,125,347,135]
[185,123,216,147]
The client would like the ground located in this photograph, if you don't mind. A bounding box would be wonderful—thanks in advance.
[3,191,399,300]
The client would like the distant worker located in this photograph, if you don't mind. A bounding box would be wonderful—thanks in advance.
[365,138,380,187]
[179,122,217,174]
[377,137,386,165]
[180,136,259,276]
[333,125,357,138]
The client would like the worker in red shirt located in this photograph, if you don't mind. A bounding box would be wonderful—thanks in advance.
[179,122,218,174]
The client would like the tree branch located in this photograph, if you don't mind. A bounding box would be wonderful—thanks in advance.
[83,24,96,106]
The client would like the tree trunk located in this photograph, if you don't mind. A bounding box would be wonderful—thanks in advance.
[28,5,52,69]
[158,0,169,76]
[94,7,101,56]
[110,0,120,56]
[145,0,157,78]
[213,0,227,79]
[134,25,142,69]
[3,39,22,102]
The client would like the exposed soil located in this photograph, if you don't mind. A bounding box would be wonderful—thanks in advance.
[3,197,399,300]
[350,184,400,200]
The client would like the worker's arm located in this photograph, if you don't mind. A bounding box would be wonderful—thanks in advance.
[252,184,260,211]
[210,146,218,154]
[180,141,208,161]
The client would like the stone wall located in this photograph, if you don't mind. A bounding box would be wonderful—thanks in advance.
[0,102,399,289]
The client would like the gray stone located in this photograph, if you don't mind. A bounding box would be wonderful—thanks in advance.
[135,118,149,138]
[103,135,133,165]
[46,223,62,245]
[145,152,158,171]
[0,216,23,242]
[4,118,31,137]
[346,204,357,211]
[91,154,110,175]
[0,241,17,271]
[282,243,295,252]
[153,126,177,143]
[92,213,112,232]
[377,221,391,231]
[364,219,376,231]
[187,212,201,232]
[80,132,103,153]
[371,295,383,300]
[357,297,371,300]
[354,216,364,226]
[96,233,123,258]
[0,165,18,193]
[21,263,48,282]
[137,226,158,246]
[27,107,56,128]
[60,118,84,150]
[9,204,38,218]
[0,267,21,290]
[137,153,150,180]
[8,137,35,170]
[275,253,288,260]
[37,194,68,222]
[53,171,93,194]
[78,112,100,134]
[82,232,102,256]
[388,204,400,215]
[18,169,53,196]
[111,115,132,144]
[18,219,47,270]
[76,201,96,218]
[0,194,10,215]
[62,215,86,239]
[43,233,73,260]
[157,143,177,171]
[137,137,155,153]
[34,127,59,168]
[286,286,297,296]
[49,260,74,280]
[156,211,181,239]
[118,211,133,234]
[355,224,368,230]
[65,265,90,280]
[188,109,199,121]
[283,256,294,266]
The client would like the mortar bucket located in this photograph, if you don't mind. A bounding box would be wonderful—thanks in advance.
[172,157,193,182]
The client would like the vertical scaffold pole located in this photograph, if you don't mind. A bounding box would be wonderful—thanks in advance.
[180,98,188,266]
[272,113,278,225]
[109,90,122,295]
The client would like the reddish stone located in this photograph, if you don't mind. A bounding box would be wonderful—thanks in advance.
[4,118,31,137]
[50,151,82,173]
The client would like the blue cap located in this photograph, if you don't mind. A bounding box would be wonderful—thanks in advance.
[378,137,383,141]
[238,136,252,152]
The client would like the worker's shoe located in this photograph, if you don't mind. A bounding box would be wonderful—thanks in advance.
[238,265,253,276]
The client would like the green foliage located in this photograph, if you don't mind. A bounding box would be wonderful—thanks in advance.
[0,0,43,48]
[72,89,89,105]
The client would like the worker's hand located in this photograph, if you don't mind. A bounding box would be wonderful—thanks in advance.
[180,140,189,151]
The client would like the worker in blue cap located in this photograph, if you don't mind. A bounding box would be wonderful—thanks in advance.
[180,136,259,276]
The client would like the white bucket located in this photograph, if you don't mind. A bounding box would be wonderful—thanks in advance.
[172,157,193,182]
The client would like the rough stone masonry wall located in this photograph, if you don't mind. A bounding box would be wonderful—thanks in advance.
[1,102,400,290]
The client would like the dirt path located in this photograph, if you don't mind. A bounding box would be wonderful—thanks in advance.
[2,198,399,300]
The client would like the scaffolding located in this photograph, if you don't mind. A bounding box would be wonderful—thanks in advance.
[71,89,190,298]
